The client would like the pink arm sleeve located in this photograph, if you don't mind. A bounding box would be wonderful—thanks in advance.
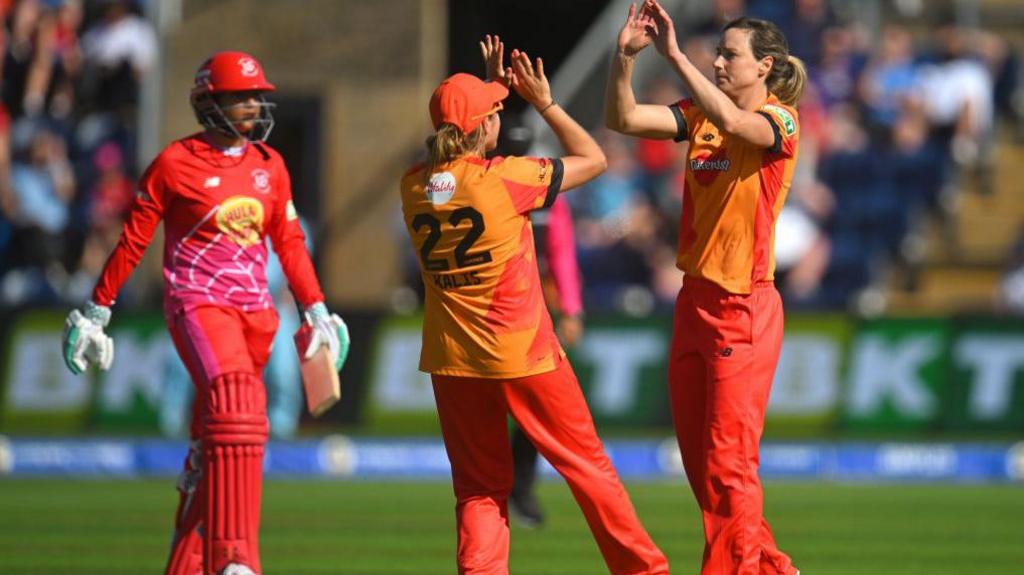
[544,195,582,317]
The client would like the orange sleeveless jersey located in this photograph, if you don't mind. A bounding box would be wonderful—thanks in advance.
[400,155,565,378]
[673,94,800,294]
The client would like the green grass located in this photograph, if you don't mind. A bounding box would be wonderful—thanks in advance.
[0,479,1021,574]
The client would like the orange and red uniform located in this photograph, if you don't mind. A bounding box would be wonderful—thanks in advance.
[668,94,800,575]
[401,154,668,575]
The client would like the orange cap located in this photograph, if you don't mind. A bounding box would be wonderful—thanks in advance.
[429,73,509,134]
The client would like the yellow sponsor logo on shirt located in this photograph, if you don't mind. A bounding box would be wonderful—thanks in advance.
[216,196,264,247]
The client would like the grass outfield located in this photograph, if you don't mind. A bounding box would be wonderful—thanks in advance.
[0,479,1021,574]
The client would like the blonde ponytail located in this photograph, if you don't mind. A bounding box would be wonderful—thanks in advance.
[769,54,806,106]
[425,123,484,179]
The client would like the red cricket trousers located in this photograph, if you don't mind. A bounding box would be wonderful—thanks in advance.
[432,357,669,575]
[167,305,278,436]
[163,305,278,575]
[668,277,797,575]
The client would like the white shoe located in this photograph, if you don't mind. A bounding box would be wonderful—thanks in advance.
[221,564,257,575]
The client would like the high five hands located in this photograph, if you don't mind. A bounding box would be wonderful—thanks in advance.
[618,1,681,59]
[480,36,553,110]
[480,35,511,86]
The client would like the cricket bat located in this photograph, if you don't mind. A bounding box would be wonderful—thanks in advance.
[293,321,341,417]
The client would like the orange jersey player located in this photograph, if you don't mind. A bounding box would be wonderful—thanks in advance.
[606,2,806,575]
[61,52,349,575]
[400,41,668,574]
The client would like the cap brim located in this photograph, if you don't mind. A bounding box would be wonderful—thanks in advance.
[483,81,509,105]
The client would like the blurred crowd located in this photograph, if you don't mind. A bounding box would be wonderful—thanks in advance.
[0,1,1020,317]
[0,0,155,306]
[396,1,1024,316]
[559,0,1023,315]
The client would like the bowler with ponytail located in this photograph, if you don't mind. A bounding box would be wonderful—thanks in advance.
[606,2,804,574]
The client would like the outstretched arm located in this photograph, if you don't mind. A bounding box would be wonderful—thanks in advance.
[67,157,169,375]
[644,0,776,148]
[92,160,168,306]
[509,49,607,191]
[604,2,680,139]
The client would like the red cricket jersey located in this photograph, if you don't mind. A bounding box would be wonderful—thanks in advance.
[93,133,323,313]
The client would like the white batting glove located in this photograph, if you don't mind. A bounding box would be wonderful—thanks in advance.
[62,301,114,375]
[304,302,350,371]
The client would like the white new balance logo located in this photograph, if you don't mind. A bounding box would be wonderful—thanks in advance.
[204,177,221,188]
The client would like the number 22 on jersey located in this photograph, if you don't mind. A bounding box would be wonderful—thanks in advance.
[412,206,492,272]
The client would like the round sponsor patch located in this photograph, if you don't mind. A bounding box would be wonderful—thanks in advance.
[426,171,457,205]
[251,168,271,194]
[216,195,264,247]
[238,57,259,77]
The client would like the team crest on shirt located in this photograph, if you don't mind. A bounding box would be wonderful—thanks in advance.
[426,171,456,205]
[689,150,731,186]
[251,168,271,194]
[216,196,265,247]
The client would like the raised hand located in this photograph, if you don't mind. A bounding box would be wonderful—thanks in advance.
[643,0,681,59]
[618,2,657,57]
[509,49,553,109]
[480,35,512,86]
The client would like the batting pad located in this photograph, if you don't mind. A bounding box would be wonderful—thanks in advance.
[202,372,268,575]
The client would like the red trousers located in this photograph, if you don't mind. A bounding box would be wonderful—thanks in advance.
[167,305,278,437]
[164,305,277,575]
[669,277,796,575]
[432,358,669,575]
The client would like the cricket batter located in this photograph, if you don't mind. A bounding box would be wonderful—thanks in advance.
[400,46,668,573]
[61,51,349,575]
[605,2,804,574]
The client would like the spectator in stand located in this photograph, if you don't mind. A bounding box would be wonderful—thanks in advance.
[858,24,919,137]
[634,76,684,208]
[572,130,654,312]
[2,120,74,302]
[915,19,994,200]
[811,24,865,109]
[79,0,156,121]
[3,0,58,118]
[65,140,133,301]
[691,0,746,38]
[782,0,835,68]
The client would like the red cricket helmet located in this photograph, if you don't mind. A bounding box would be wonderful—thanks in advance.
[190,51,277,142]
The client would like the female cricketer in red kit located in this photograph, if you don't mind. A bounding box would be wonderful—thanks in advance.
[61,52,349,575]
[400,43,668,573]
[606,2,805,574]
